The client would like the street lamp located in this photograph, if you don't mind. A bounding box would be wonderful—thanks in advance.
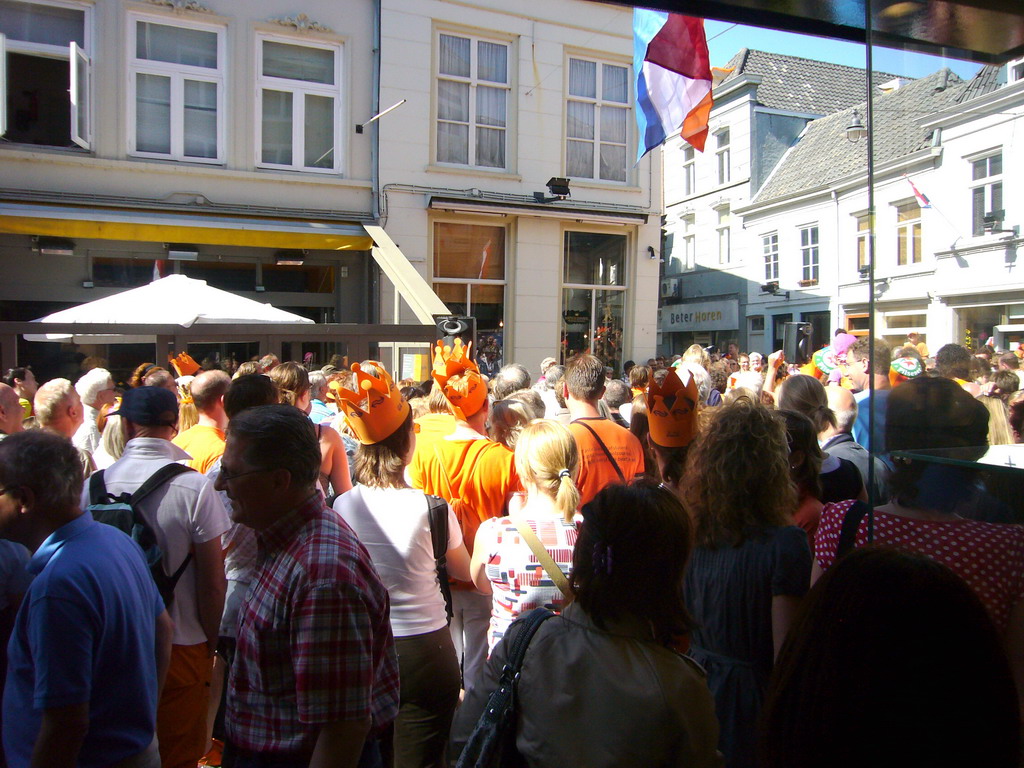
[846,109,868,142]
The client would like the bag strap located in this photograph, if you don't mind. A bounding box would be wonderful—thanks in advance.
[88,469,108,505]
[574,419,625,483]
[836,500,871,559]
[130,463,195,506]
[511,517,573,601]
[503,607,555,679]
[426,494,454,624]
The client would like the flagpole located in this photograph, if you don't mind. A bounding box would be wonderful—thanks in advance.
[865,0,876,543]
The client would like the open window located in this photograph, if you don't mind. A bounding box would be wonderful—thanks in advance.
[0,1,91,148]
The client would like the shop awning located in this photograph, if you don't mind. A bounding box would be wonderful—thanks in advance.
[0,202,374,250]
[0,203,449,325]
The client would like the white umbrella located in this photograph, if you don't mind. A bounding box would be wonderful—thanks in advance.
[25,274,314,343]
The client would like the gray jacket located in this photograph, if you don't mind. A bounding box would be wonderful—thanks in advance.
[822,432,891,504]
[461,602,723,768]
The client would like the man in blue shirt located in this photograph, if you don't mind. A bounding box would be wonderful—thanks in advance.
[846,336,892,454]
[0,430,173,768]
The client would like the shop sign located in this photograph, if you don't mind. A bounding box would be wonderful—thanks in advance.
[661,300,739,332]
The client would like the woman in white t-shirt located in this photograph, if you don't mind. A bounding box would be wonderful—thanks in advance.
[470,419,581,651]
[332,362,470,768]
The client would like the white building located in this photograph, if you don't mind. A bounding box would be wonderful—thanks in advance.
[378,0,661,375]
[739,62,1024,355]
[0,0,661,380]
[660,49,901,355]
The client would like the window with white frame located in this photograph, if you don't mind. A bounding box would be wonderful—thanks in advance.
[763,232,778,281]
[436,32,509,169]
[257,36,342,172]
[970,152,1002,236]
[129,15,224,162]
[895,201,921,265]
[716,128,730,185]
[682,214,695,270]
[682,146,695,196]
[1010,57,1024,83]
[566,57,629,182]
[800,224,819,284]
[855,212,870,272]
[561,231,628,373]
[717,206,731,264]
[0,0,92,148]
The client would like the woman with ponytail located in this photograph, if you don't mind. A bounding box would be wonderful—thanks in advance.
[469,419,581,652]
[777,374,866,504]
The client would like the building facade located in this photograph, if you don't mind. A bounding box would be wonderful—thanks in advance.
[0,0,661,380]
[659,49,902,355]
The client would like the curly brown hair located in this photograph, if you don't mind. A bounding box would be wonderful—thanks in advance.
[681,396,797,547]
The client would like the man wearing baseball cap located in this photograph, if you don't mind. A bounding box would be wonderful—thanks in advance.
[85,386,230,768]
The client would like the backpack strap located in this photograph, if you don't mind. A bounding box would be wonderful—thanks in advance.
[836,500,872,559]
[130,463,195,507]
[426,494,454,624]
[89,469,109,505]
[503,607,555,677]
[573,419,625,482]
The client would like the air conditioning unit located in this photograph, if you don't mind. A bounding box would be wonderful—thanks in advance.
[660,278,681,299]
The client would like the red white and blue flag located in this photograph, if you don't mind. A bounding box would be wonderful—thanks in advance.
[634,10,713,161]
[903,174,932,208]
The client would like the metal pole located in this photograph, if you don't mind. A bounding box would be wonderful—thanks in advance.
[865,0,877,543]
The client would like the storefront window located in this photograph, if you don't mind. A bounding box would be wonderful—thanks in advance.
[433,222,506,364]
[561,231,627,373]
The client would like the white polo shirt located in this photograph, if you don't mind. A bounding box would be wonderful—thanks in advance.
[82,437,230,645]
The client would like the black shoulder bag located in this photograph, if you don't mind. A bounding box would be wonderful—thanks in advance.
[456,607,555,768]
[426,494,454,624]
[836,499,872,559]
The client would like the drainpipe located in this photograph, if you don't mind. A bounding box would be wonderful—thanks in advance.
[832,188,841,327]
[369,0,382,324]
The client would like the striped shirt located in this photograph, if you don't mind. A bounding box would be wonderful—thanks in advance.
[226,493,399,758]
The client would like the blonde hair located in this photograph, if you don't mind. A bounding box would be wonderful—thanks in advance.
[514,420,580,523]
[100,413,126,463]
[269,362,309,407]
[977,395,1013,446]
[488,399,532,450]
[682,344,711,371]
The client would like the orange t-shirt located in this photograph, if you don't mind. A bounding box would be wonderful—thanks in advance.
[569,418,645,507]
[172,424,225,474]
[408,436,519,553]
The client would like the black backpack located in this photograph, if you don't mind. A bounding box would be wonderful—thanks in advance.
[88,463,196,608]
[426,494,454,624]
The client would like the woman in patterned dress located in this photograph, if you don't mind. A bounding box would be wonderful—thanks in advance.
[469,419,580,651]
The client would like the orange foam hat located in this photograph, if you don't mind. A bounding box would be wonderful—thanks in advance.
[431,339,487,421]
[333,361,410,445]
[169,351,200,377]
[646,366,699,448]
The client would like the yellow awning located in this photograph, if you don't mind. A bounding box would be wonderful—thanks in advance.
[0,203,373,250]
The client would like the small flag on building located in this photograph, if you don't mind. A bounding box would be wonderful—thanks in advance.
[634,10,713,160]
[903,174,932,208]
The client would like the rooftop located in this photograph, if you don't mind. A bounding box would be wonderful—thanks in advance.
[752,69,965,204]
[718,48,905,115]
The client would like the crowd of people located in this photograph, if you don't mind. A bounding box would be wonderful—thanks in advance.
[0,332,1021,768]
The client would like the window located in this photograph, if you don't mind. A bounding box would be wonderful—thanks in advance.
[682,146,695,196]
[128,14,224,162]
[257,37,342,173]
[682,214,695,270]
[716,128,730,185]
[561,231,627,373]
[800,225,819,284]
[566,57,629,182]
[749,315,765,332]
[436,32,509,169]
[895,201,922,265]
[970,152,1002,236]
[855,213,870,272]
[0,0,91,148]
[433,223,507,362]
[717,206,731,264]
[1010,57,1024,83]
[763,232,779,281]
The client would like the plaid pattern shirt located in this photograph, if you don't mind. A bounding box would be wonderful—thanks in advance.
[226,493,399,758]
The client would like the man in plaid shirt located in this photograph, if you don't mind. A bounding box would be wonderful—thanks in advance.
[216,405,398,768]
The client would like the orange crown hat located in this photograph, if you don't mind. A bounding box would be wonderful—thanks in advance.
[169,351,200,377]
[333,361,410,445]
[646,366,700,448]
[431,339,487,421]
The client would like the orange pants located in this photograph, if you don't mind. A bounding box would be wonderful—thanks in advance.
[157,642,213,768]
